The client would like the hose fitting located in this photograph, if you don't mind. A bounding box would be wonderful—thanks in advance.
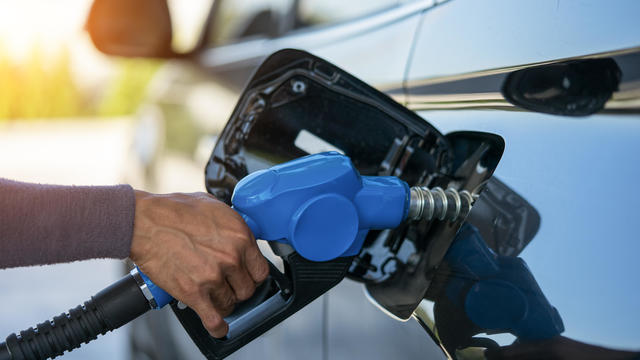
[408,186,474,222]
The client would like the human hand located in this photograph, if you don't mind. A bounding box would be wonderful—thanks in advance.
[129,190,269,338]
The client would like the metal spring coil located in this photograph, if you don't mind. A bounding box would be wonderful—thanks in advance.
[408,186,474,222]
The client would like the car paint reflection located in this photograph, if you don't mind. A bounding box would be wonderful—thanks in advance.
[421,109,640,356]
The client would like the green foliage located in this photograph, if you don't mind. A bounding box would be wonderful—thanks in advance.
[0,50,12,119]
[0,46,83,120]
[0,44,160,120]
[97,59,162,117]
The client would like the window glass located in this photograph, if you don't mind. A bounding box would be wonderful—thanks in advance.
[209,0,293,46]
[295,0,399,29]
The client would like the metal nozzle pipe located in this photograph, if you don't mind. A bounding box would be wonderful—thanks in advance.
[408,186,474,222]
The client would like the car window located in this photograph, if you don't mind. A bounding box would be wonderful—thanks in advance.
[294,0,399,29]
[208,0,293,46]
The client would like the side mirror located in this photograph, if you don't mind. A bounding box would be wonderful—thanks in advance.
[86,0,174,58]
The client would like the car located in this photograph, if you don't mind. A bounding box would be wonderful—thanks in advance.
[86,0,640,359]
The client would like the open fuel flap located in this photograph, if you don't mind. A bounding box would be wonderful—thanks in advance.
[173,49,506,359]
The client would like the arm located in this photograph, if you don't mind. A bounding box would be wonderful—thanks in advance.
[0,178,135,268]
[0,178,268,337]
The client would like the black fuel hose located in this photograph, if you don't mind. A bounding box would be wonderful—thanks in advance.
[0,273,151,360]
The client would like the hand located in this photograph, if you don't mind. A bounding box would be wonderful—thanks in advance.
[129,190,269,338]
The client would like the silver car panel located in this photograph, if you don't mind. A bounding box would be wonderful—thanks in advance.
[407,0,640,83]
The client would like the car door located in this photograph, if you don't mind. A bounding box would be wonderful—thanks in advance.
[404,0,640,356]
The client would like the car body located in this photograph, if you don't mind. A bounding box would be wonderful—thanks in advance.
[125,0,640,359]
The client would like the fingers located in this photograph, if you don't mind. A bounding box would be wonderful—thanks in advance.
[198,265,238,317]
[188,279,236,338]
[204,195,268,284]
[208,196,268,284]
[225,264,256,301]
[190,296,229,338]
[172,256,239,338]
[198,248,265,338]
[244,240,269,284]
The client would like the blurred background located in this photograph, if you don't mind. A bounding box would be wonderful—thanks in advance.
[0,1,214,359]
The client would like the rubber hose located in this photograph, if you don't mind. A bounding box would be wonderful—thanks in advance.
[0,274,151,360]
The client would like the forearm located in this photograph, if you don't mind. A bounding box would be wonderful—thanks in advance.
[0,178,135,269]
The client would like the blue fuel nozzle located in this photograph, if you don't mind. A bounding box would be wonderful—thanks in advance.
[231,152,410,262]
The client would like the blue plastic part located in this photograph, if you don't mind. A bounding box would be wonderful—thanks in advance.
[138,268,173,309]
[232,152,410,261]
[444,224,565,340]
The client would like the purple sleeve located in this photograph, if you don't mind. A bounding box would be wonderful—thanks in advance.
[0,178,136,269]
